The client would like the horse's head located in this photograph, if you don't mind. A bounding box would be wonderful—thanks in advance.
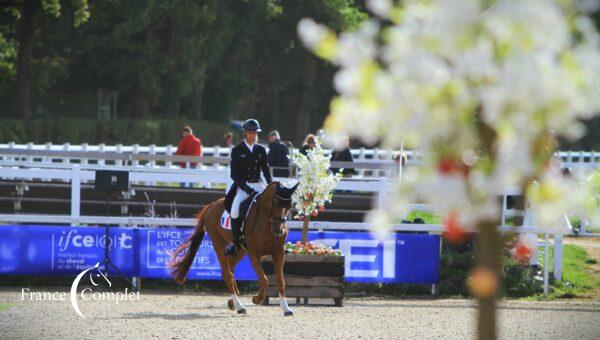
[264,181,299,237]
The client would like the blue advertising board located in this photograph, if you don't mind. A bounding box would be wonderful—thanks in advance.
[0,225,440,284]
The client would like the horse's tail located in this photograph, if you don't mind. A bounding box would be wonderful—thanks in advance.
[169,204,210,285]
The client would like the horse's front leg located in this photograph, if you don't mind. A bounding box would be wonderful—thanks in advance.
[217,252,246,314]
[273,247,293,316]
[248,253,268,305]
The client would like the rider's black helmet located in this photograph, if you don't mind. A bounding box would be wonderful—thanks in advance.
[242,119,262,132]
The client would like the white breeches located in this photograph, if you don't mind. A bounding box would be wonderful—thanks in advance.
[230,183,265,219]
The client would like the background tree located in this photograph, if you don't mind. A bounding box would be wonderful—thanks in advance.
[1,0,89,118]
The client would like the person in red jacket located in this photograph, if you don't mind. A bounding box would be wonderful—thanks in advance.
[176,126,202,187]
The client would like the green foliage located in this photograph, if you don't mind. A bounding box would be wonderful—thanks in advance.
[405,211,441,224]
[0,118,231,146]
[500,258,543,297]
[547,244,600,299]
[0,0,369,143]
[437,242,475,296]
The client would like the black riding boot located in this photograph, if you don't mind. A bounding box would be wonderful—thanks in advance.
[224,217,242,257]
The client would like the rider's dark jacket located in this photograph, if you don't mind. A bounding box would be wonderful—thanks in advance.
[224,141,273,213]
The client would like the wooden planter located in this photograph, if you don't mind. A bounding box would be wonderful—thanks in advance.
[261,254,345,306]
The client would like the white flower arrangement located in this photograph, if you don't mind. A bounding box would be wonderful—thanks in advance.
[298,0,600,229]
[291,139,342,219]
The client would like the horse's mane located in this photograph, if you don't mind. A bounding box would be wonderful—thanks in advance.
[257,181,279,207]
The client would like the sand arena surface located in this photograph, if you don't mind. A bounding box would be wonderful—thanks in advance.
[1,290,599,339]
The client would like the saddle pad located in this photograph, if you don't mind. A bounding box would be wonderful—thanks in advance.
[220,211,232,230]
[220,193,261,231]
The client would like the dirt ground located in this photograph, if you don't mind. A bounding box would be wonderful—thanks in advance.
[1,290,599,339]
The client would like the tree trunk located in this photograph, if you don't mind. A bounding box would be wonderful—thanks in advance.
[476,220,501,340]
[294,52,316,143]
[191,76,205,120]
[301,216,310,244]
[15,1,41,118]
[132,80,150,118]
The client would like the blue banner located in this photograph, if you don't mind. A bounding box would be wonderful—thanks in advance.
[0,225,440,284]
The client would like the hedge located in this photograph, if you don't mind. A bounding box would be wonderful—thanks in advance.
[0,118,233,146]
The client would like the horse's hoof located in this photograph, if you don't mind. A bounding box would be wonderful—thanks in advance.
[284,310,294,317]
[237,308,247,315]
[252,296,263,305]
[227,299,235,311]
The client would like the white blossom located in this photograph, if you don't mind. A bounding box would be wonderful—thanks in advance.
[291,140,342,218]
[298,0,600,230]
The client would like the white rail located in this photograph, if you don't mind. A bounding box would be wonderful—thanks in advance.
[2,143,598,179]
[0,162,570,294]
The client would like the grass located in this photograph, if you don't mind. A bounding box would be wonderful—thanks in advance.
[529,244,600,300]
[0,304,10,312]
[404,211,441,224]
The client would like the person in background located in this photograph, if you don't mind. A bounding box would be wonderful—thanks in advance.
[221,132,234,148]
[267,130,290,178]
[330,136,355,177]
[176,126,202,188]
[300,133,316,156]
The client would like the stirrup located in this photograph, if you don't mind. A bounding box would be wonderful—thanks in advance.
[224,243,238,257]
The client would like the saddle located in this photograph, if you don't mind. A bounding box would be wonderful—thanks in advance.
[221,192,260,236]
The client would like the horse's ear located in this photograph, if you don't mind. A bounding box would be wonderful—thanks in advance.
[291,182,299,193]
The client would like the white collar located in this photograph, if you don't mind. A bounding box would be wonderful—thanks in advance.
[244,140,255,152]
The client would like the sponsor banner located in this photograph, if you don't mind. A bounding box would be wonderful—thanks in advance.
[0,225,439,284]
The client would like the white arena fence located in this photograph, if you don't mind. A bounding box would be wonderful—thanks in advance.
[1,142,599,165]
[0,161,571,295]
[0,142,415,178]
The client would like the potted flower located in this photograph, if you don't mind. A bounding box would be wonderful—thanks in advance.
[291,139,342,244]
[262,139,345,306]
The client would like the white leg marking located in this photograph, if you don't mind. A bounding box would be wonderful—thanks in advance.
[231,294,246,311]
[279,293,293,315]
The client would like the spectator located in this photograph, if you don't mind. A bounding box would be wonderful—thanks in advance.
[331,136,355,177]
[221,132,234,148]
[176,126,202,188]
[267,130,290,177]
[300,133,316,156]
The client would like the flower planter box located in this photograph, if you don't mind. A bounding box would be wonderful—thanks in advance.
[261,254,345,307]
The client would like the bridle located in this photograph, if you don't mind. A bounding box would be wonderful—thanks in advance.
[269,192,291,237]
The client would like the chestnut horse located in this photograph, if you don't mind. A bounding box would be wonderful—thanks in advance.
[169,181,298,316]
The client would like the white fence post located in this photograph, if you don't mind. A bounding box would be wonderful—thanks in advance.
[165,145,173,168]
[213,145,221,171]
[62,143,70,165]
[43,142,51,164]
[26,142,33,163]
[6,141,15,162]
[116,143,123,167]
[148,144,156,186]
[71,165,81,226]
[543,234,549,297]
[553,234,563,281]
[81,143,89,166]
[384,149,393,178]
[98,143,105,166]
[358,147,366,177]
[149,144,156,168]
[132,144,139,167]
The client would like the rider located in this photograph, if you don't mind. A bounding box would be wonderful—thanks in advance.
[224,118,273,257]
